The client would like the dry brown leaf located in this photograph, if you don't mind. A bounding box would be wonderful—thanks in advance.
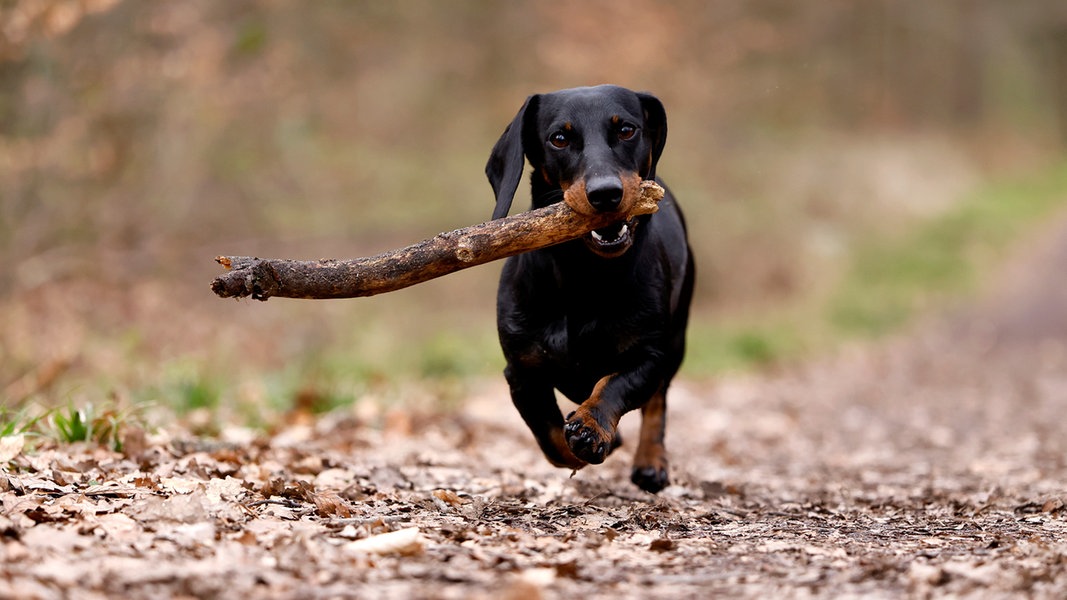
[310,490,351,518]
[260,477,287,498]
[649,538,676,552]
[127,474,160,491]
[292,454,325,475]
[120,426,149,459]
[232,529,258,545]
[431,489,467,506]
[498,580,546,600]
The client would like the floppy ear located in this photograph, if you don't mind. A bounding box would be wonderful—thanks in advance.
[637,93,667,180]
[486,95,540,220]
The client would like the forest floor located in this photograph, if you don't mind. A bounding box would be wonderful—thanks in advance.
[4,214,1067,599]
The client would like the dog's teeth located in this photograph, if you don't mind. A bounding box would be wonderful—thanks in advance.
[591,223,629,245]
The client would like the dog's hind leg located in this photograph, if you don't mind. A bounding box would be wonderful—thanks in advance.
[631,385,669,493]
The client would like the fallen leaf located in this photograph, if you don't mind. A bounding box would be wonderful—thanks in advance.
[81,482,141,498]
[260,477,287,498]
[518,567,556,587]
[164,521,217,548]
[1041,498,1064,513]
[130,493,209,524]
[908,562,948,587]
[432,489,467,506]
[120,426,149,459]
[20,524,92,553]
[314,468,354,489]
[91,513,143,543]
[310,489,351,518]
[205,476,249,504]
[649,538,675,552]
[17,476,73,495]
[292,455,324,475]
[498,580,545,600]
[344,527,424,556]
[553,560,581,579]
[0,434,25,462]
[161,477,201,494]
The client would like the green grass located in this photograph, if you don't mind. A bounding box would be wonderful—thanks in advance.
[684,318,807,374]
[0,402,141,453]
[828,160,1067,337]
[47,403,137,451]
[1,407,42,438]
[684,160,1067,374]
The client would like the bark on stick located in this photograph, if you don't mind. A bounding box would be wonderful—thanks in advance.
[211,181,664,301]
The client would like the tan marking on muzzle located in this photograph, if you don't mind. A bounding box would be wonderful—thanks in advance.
[562,180,593,216]
[563,172,644,217]
[618,172,643,215]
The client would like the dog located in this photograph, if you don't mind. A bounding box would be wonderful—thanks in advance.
[486,85,694,493]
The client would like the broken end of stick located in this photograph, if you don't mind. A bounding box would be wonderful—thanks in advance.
[633,181,665,216]
[211,256,278,301]
[210,276,235,298]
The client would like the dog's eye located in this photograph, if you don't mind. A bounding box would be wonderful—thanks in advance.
[548,131,569,149]
[618,124,637,141]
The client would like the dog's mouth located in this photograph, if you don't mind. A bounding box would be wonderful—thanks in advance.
[584,218,637,258]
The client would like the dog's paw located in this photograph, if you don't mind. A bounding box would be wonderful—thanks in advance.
[539,428,588,470]
[563,409,616,465]
[630,463,670,494]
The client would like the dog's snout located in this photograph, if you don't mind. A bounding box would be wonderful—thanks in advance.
[586,175,624,212]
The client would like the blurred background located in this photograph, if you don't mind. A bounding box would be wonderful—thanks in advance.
[2,0,1066,426]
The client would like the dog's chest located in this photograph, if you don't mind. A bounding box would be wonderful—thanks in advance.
[542,284,646,361]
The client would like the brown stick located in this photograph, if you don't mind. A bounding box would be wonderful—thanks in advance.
[211,181,664,301]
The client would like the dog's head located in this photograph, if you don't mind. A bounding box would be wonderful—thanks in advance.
[486,85,667,258]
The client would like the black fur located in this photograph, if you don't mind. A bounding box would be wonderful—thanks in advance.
[486,85,694,493]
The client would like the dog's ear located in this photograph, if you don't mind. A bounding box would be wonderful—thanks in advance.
[486,95,540,220]
[637,93,667,180]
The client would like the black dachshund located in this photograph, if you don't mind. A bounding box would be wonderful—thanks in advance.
[486,85,694,493]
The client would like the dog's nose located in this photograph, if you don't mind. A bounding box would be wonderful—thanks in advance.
[585,175,624,212]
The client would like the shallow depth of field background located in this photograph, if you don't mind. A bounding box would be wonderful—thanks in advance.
[2,0,1067,425]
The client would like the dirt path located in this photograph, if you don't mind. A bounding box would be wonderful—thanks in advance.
[4,216,1067,599]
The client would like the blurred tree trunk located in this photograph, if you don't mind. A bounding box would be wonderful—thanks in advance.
[952,0,986,128]
[1050,25,1067,147]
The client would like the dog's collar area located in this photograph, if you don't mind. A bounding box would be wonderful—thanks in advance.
[583,217,637,258]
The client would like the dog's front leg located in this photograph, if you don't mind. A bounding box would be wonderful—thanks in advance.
[504,366,587,470]
[563,360,664,467]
